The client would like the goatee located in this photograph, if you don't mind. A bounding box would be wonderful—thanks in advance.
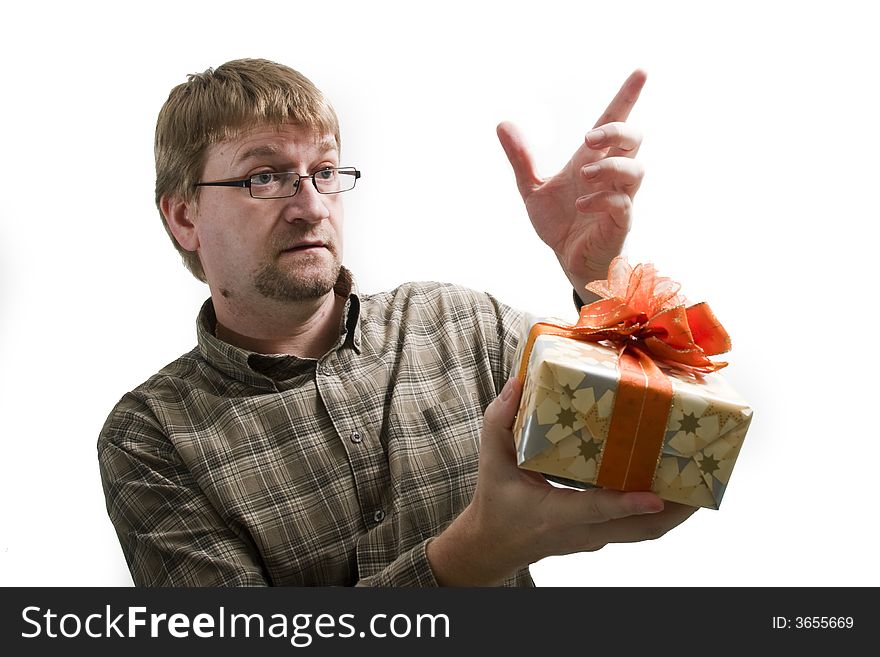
[253,239,341,302]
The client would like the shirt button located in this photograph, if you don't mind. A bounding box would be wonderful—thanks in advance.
[373,509,386,523]
[350,431,363,444]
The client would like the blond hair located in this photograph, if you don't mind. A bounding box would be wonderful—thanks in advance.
[154,58,341,281]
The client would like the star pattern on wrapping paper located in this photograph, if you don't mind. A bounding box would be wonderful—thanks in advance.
[556,407,578,430]
[678,411,701,435]
[700,453,720,477]
[579,438,601,462]
[559,383,578,399]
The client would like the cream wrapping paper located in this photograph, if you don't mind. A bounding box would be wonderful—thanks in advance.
[512,325,753,509]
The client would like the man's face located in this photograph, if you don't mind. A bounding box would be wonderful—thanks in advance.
[190,123,344,305]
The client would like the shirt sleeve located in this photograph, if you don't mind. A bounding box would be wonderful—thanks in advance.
[478,291,525,395]
[98,400,268,587]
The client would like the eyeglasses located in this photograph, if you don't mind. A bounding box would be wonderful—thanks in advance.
[194,167,361,199]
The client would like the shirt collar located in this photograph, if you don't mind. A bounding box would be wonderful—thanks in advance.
[196,267,362,389]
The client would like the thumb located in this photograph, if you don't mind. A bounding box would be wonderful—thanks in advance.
[480,377,523,458]
[496,122,541,200]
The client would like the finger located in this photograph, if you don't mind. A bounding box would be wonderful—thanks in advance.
[585,121,643,156]
[581,157,644,195]
[496,121,542,199]
[552,488,666,526]
[480,377,524,456]
[479,380,558,487]
[592,69,647,129]
[576,502,698,552]
[575,191,633,230]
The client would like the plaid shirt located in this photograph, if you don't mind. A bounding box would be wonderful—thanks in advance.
[98,271,534,587]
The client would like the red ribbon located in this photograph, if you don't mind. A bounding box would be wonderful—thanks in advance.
[576,257,731,373]
[516,257,731,383]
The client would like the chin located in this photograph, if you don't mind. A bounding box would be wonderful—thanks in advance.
[255,262,341,302]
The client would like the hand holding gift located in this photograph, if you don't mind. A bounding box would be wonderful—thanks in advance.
[428,258,751,584]
[426,376,698,586]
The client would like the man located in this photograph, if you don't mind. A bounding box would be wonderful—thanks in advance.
[98,58,695,587]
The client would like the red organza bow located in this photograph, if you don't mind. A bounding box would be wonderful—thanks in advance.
[575,257,731,373]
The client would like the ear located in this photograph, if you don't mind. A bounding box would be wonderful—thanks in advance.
[161,195,200,252]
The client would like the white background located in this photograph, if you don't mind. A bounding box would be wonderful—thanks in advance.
[1,0,878,587]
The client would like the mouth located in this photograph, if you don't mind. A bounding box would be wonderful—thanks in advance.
[281,241,328,254]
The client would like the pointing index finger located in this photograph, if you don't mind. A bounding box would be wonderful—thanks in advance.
[592,69,647,129]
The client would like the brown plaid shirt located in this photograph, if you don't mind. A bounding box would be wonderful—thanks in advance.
[98,272,534,586]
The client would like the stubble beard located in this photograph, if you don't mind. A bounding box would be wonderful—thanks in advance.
[253,243,342,302]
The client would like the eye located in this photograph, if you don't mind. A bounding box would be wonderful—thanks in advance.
[251,172,276,186]
[315,168,337,181]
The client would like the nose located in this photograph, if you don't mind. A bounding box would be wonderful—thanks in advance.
[283,177,331,225]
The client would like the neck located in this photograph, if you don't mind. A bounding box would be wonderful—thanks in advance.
[213,291,346,359]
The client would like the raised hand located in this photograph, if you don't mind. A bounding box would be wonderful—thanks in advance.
[497,70,647,295]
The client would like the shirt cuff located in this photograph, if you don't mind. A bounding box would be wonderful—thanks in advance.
[355,538,439,587]
[572,288,601,311]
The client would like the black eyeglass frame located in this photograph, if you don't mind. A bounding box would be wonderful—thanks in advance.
[194,167,361,199]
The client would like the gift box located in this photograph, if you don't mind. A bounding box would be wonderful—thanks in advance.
[512,258,753,509]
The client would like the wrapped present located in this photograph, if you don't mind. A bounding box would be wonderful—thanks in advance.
[512,257,753,509]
